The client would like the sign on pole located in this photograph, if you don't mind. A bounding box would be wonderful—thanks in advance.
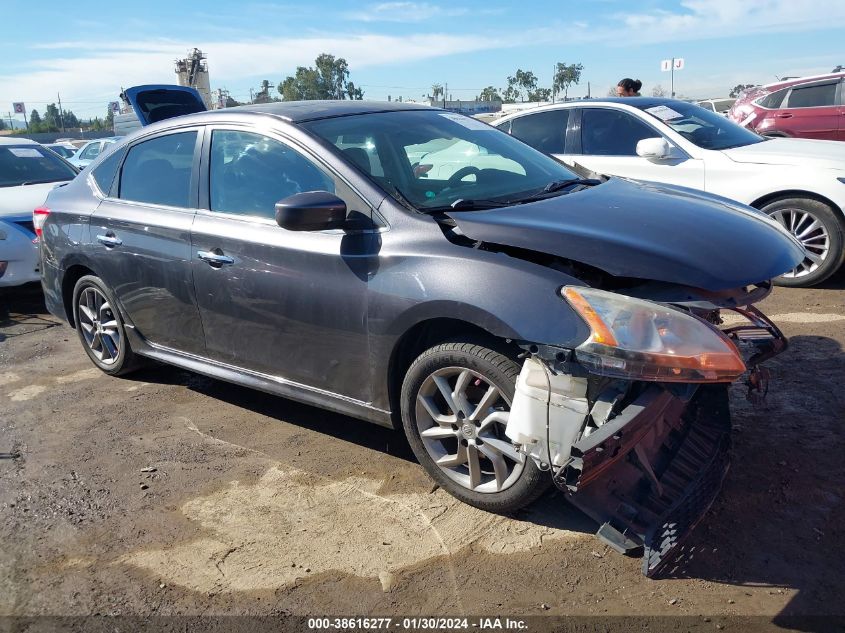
[660,58,684,97]
[108,101,120,114]
[13,102,25,114]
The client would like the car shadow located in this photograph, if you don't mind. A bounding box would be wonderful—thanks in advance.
[653,334,845,627]
[0,283,59,343]
[128,361,600,537]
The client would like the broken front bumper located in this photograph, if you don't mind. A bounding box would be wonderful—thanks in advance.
[515,305,787,577]
[560,383,731,577]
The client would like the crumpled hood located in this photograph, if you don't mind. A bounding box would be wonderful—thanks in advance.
[0,182,65,218]
[446,178,804,291]
[722,137,845,170]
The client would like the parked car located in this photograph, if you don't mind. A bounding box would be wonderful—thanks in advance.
[0,138,77,287]
[39,86,802,576]
[68,137,122,169]
[696,98,735,115]
[728,72,845,140]
[44,142,78,159]
[495,97,845,286]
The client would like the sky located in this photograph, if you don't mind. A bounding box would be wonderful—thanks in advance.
[2,0,845,123]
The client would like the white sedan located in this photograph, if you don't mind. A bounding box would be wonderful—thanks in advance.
[494,98,845,287]
[1,138,77,287]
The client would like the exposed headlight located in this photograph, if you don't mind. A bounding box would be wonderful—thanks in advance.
[562,286,746,382]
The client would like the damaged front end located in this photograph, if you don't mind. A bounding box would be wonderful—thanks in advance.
[508,284,786,577]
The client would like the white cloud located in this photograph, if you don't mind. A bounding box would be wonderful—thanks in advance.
[346,2,469,22]
[0,33,503,118]
[613,0,845,44]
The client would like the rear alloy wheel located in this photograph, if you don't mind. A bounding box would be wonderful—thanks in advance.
[72,275,140,376]
[400,341,549,513]
[762,197,845,287]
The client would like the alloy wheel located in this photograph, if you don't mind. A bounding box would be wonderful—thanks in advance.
[769,207,830,279]
[415,366,524,493]
[77,286,121,365]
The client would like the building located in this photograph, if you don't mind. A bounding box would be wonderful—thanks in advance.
[175,48,212,109]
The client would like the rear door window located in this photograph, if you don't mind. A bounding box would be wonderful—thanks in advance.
[510,109,570,154]
[580,109,657,156]
[785,82,837,108]
[91,146,125,196]
[208,130,335,220]
[118,131,198,208]
[756,88,788,109]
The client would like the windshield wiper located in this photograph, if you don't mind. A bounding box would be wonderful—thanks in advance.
[516,178,601,203]
[424,198,512,212]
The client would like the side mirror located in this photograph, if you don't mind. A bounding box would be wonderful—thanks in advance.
[275,191,347,231]
[636,137,674,160]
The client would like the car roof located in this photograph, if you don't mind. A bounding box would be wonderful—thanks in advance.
[222,100,434,123]
[496,97,690,121]
[0,137,38,146]
[762,72,845,91]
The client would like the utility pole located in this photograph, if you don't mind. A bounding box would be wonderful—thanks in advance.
[6,112,13,130]
[443,82,447,108]
[57,92,66,133]
[249,87,255,103]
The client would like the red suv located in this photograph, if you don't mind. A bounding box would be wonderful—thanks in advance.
[728,72,845,140]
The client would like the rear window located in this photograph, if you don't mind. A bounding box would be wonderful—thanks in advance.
[786,83,837,108]
[132,90,205,124]
[510,110,570,154]
[0,145,77,187]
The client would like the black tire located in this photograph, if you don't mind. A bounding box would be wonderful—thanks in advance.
[760,197,845,287]
[400,341,549,513]
[72,275,141,376]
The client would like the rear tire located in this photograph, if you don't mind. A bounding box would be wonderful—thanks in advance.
[761,197,845,287]
[400,340,549,513]
[72,275,141,376]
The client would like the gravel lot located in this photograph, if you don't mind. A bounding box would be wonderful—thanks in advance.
[1,276,843,629]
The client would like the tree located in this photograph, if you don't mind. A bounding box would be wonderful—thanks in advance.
[105,105,115,129]
[279,54,364,101]
[651,85,668,97]
[515,69,538,102]
[502,76,521,103]
[729,83,756,98]
[528,87,551,102]
[29,109,43,127]
[431,83,444,101]
[552,62,583,100]
[476,86,501,102]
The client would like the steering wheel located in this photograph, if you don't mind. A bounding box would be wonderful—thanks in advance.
[447,166,480,187]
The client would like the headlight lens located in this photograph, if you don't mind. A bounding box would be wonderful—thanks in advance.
[562,286,746,382]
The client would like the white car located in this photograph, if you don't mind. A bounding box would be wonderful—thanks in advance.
[494,97,845,286]
[0,138,77,287]
[68,137,121,169]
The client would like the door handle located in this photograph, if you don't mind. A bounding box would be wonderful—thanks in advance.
[96,233,122,247]
[197,250,235,266]
[775,113,793,118]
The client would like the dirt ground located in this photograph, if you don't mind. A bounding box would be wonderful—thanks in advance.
[1,274,844,631]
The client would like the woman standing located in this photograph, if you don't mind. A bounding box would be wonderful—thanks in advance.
[616,78,642,96]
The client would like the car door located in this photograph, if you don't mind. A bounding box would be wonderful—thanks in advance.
[91,127,206,354]
[773,80,840,140]
[190,126,375,402]
[509,109,570,155]
[561,107,704,190]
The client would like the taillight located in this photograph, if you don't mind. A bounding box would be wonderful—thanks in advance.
[33,206,50,241]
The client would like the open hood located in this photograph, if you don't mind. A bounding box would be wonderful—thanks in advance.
[722,137,845,170]
[122,85,207,126]
[446,178,804,291]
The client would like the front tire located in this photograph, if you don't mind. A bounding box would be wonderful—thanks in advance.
[72,275,140,376]
[761,197,845,287]
[400,341,549,513]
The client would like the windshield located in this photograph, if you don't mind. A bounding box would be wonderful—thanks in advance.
[0,145,77,187]
[302,110,580,210]
[634,101,766,150]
